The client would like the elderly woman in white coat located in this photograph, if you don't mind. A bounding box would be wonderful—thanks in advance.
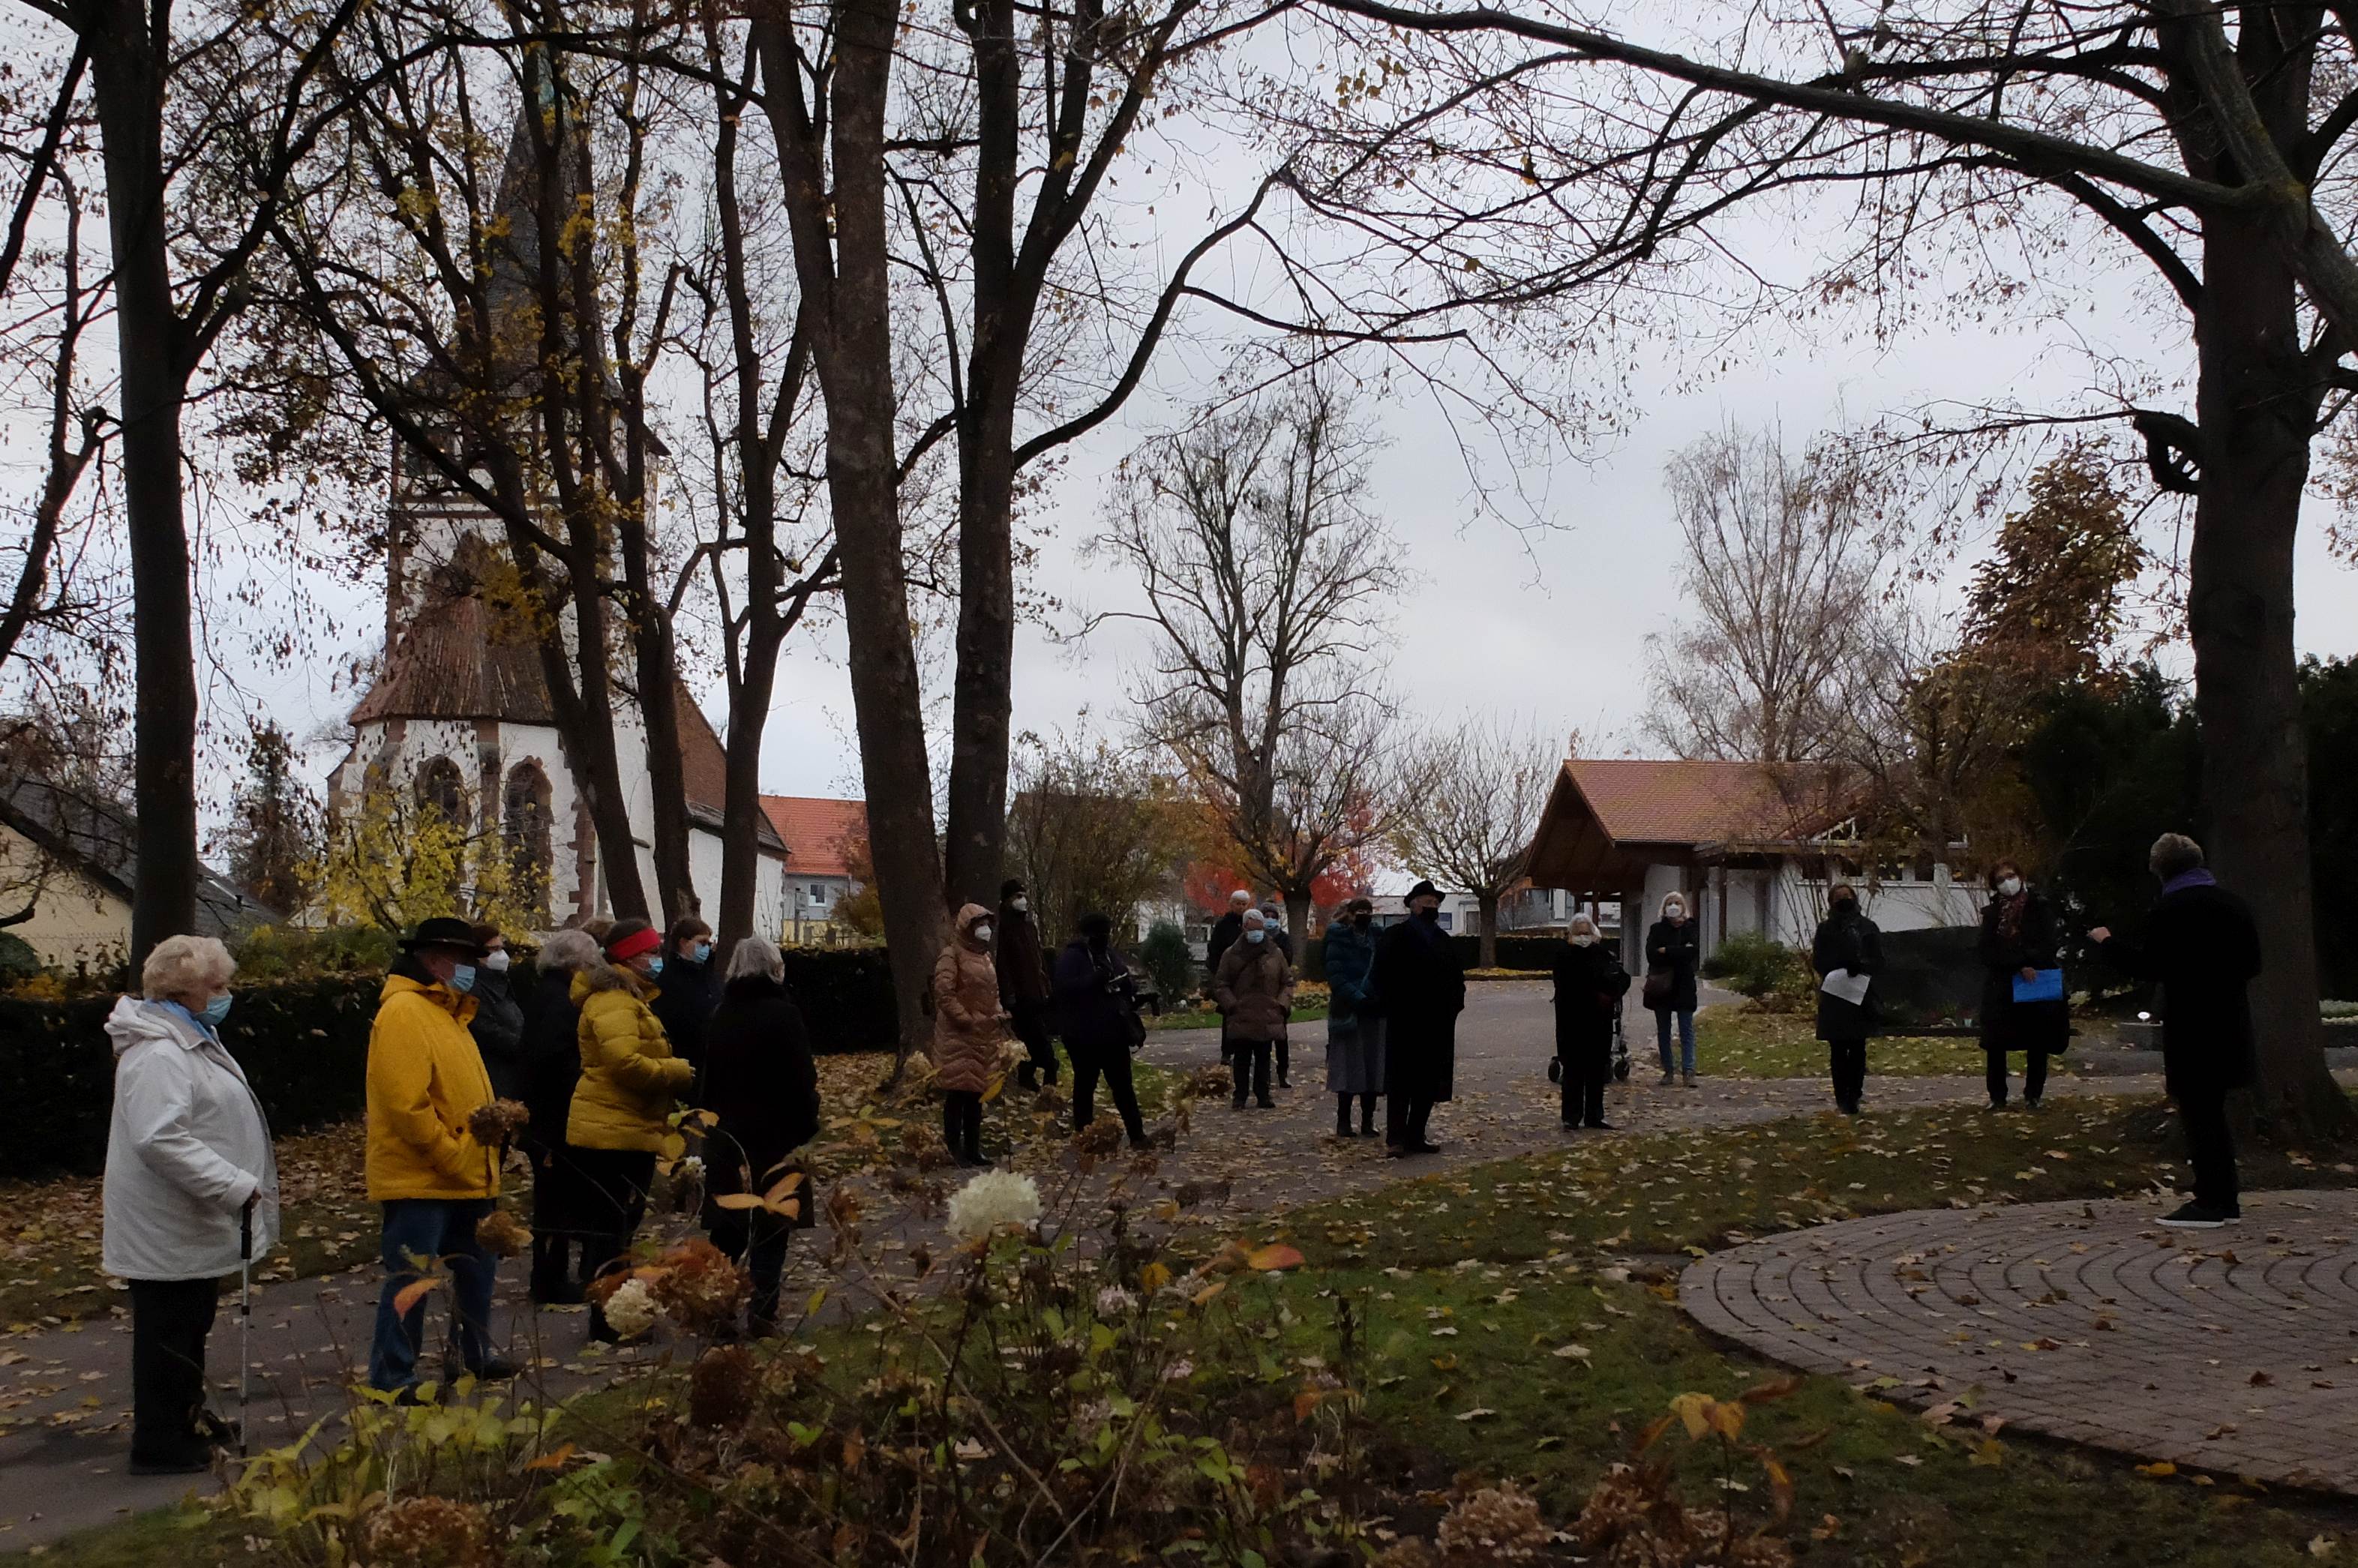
[101,934,278,1474]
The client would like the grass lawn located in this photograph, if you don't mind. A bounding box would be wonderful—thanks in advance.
[1700,1005,2033,1080]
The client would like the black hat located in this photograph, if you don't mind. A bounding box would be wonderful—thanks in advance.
[401,916,488,956]
[1000,878,1027,901]
[1405,879,1444,902]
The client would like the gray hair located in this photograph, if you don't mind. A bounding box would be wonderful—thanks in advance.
[536,928,601,976]
[1569,913,1600,940]
[1241,907,1267,930]
[2150,832,2206,880]
[141,934,235,1006]
[726,935,784,982]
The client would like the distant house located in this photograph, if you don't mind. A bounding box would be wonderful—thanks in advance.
[1524,758,1979,976]
[758,796,868,940]
[0,763,273,969]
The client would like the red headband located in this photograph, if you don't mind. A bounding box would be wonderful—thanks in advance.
[607,927,662,962]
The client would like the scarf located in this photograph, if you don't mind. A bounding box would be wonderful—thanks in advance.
[2162,867,2217,897]
[1996,888,2031,943]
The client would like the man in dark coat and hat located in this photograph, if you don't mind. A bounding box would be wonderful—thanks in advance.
[994,879,1058,1090]
[2091,833,2262,1228]
[1372,880,1465,1156]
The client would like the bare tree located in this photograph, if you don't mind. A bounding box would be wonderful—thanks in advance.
[1646,427,1887,765]
[1393,715,1558,967]
[1003,731,1195,947]
[1297,0,2356,1132]
[1094,382,1402,940]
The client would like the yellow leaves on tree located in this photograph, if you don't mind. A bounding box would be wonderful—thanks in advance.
[313,768,544,935]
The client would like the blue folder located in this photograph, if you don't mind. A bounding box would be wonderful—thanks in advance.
[2012,967,2065,1004]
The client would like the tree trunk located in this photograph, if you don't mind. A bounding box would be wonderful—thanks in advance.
[2191,214,2349,1137]
[716,616,787,950]
[89,21,198,968]
[523,535,652,924]
[1282,888,1310,951]
[632,616,698,925]
[1477,891,1499,970]
[754,4,943,1059]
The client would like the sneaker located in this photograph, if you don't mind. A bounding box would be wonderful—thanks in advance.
[2024,1095,2042,1110]
[1583,1119,1615,1131]
[1560,1118,1580,1131]
[2158,1201,2238,1229]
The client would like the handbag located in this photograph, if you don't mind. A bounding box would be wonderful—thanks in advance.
[1642,969,1672,1006]
[2012,967,2065,1004]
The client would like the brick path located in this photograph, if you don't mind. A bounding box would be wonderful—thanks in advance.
[1682,1189,2358,1495]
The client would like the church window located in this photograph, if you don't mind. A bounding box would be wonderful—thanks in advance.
[414,757,466,826]
[504,761,554,924]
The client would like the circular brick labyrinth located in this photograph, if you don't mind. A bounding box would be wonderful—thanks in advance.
[1681,1190,2358,1494]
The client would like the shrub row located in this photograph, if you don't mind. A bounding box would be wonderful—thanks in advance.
[0,946,902,1182]
[1292,931,1559,983]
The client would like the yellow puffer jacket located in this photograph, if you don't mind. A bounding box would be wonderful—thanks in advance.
[365,973,500,1202]
[568,965,695,1152]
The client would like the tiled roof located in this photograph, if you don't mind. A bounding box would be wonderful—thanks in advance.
[1562,758,1845,846]
[758,796,867,879]
[350,590,556,725]
[0,766,274,934]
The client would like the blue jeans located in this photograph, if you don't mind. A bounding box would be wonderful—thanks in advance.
[369,1198,496,1392]
[1655,1009,1696,1075]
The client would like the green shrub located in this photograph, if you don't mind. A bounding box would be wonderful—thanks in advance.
[232,923,401,979]
[1703,931,1815,1012]
[0,930,38,983]
[1138,920,1194,1005]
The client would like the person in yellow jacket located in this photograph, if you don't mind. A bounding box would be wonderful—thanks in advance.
[568,917,695,1341]
[364,917,514,1396]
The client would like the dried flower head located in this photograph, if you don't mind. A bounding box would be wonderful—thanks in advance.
[1436,1483,1551,1563]
[360,1496,488,1568]
[945,1169,1042,1242]
[602,1277,658,1340]
[1095,1285,1138,1318]
[472,1208,531,1261]
[689,1344,756,1429]
[650,1237,751,1337]
[900,1122,956,1171]
[464,1099,532,1146]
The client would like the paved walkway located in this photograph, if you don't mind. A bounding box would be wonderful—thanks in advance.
[1682,1190,2358,1495]
[0,982,2194,1546]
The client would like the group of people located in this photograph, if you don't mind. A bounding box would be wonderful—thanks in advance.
[1805,831,2262,1228]
[98,912,824,1470]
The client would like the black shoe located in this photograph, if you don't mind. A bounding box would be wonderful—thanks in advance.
[2024,1095,2042,1110]
[128,1449,212,1476]
[1360,1117,1377,1137]
[1276,1074,1290,1089]
[1408,1140,1442,1155]
[470,1357,520,1382]
[1987,1099,2008,1111]
[1256,1096,1276,1109]
[1127,1134,1153,1150]
[1560,1118,1580,1130]
[1838,1100,1859,1116]
[1232,1096,1249,1111]
[1583,1119,1614,1130]
[2159,1201,2240,1228]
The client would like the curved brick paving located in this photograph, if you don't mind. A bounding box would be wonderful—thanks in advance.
[1682,1190,2358,1494]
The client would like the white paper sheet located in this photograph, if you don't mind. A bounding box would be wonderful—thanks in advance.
[1819,967,1871,1006]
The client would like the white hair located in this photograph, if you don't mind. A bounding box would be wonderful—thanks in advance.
[726,935,784,982]
[1660,891,1688,916]
[1229,889,1252,906]
[1569,913,1600,939]
[536,928,601,976]
[141,934,235,1006]
[1241,907,1268,929]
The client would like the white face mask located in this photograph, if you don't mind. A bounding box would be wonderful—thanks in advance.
[974,923,993,945]
[1664,904,1684,921]
[1012,897,1029,913]
[1571,934,1596,947]
[1245,928,1266,945]
[483,949,511,973]
[1997,877,2024,898]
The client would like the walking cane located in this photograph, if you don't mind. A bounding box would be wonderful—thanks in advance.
[237,1199,253,1458]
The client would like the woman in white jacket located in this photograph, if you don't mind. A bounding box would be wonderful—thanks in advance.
[101,935,278,1474]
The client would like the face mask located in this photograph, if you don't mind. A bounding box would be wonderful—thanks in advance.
[1571,934,1595,948]
[692,941,712,964]
[1998,877,2024,898]
[1665,905,1684,921]
[1831,898,1856,913]
[1012,898,1029,913]
[1415,906,1438,922]
[1352,913,1370,929]
[449,964,477,994]
[646,955,666,979]
[483,949,511,973]
[974,924,993,945]
[200,994,233,1027]
[1245,928,1266,945]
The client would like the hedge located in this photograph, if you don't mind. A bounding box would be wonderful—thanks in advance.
[1294,931,1558,983]
[0,947,902,1183]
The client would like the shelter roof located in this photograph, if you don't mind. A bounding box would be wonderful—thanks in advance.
[1525,758,1855,892]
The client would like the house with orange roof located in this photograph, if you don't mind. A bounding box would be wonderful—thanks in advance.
[1524,757,1980,973]
[759,796,868,940]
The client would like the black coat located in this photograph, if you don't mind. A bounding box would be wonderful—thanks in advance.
[1643,919,1701,1013]
[1372,914,1466,1100]
[1978,889,2070,1053]
[469,967,528,1100]
[1052,939,1143,1054]
[518,969,585,1155]
[1810,909,1883,1042]
[1552,941,1629,1054]
[700,973,821,1202]
[2097,878,2260,1100]
[651,955,721,1078]
[1206,911,1244,973]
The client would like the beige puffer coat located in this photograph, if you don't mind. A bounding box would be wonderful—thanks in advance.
[1214,939,1295,1042]
[932,904,1006,1093]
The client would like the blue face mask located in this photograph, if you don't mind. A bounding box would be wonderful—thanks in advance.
[1245,929,1266,945]
[692,942,712,964]
[646,955,666,979]
[200,994,233,1028]
[449,964,477,994]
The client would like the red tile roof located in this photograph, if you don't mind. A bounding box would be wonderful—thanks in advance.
[759,796,868,879]
[1562,759,1845,845]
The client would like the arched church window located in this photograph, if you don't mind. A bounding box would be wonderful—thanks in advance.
[503,761,554,924]
[414,757,466,826]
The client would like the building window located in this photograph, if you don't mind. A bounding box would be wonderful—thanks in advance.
[415,757,466,826]
[502,761,553,923]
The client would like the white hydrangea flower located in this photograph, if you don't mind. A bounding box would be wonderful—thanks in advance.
[945,1169,1042,1242]
[603,1277,658,1339]
[677,1156,705,1181]
[1095,1285,1138,1318]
